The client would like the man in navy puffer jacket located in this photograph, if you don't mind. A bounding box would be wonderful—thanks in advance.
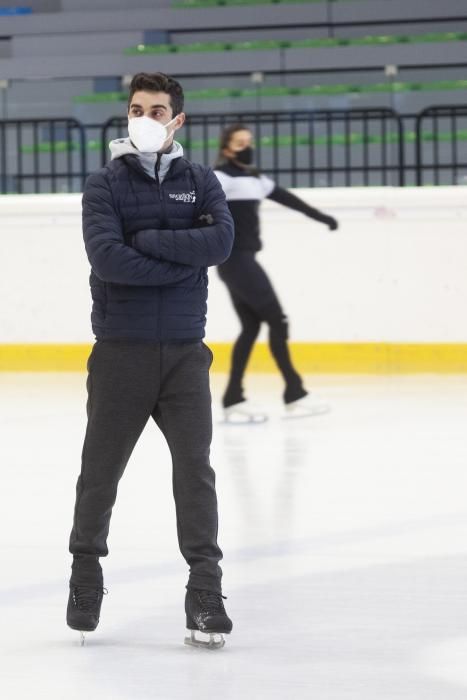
[67,73,234,647]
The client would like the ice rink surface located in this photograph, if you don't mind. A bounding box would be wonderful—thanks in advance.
[1,371,467,700]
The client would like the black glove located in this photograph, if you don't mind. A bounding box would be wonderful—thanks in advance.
[325,216,338,231]
[197,213,214,226]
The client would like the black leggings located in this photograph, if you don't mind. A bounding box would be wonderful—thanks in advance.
[217,250,307,407]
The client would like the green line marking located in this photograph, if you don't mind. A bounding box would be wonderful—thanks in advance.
[123,31,467,56]
[19,130,467,154]
[73,79,467,104]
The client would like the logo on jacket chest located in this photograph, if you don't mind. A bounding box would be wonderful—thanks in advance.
[168,190,196,203]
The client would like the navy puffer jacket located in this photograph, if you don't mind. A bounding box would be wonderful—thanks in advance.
[83,154,234,341]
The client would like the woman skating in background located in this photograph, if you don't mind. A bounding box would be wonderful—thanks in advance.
[214,124,338,423]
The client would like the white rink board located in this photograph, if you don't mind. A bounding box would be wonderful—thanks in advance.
[1,187,466,343]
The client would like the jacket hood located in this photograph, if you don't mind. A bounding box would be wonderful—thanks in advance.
[109,137,184,181]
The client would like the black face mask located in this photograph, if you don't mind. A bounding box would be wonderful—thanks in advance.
[233,146,254,165]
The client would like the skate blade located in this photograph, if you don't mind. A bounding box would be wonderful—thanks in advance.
[79,631,86,646]
[222,408,268,425]
[283,403,331,419]
[184,629,226,650]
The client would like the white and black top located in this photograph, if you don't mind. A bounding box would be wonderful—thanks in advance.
[214,162,333,252]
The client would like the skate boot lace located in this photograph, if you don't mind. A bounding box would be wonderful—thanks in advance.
[197,590,226,614]
[72,586,107,612]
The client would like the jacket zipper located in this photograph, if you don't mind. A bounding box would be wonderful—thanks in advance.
[155,152,168,228]
[155,152,164,341]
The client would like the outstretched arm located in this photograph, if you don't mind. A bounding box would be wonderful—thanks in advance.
[131,169,235,267]
[83,170,196,286]
[267,185,338,230]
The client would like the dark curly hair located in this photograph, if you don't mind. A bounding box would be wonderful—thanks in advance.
[127,72,184,116]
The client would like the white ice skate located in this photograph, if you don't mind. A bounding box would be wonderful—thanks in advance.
[184,629,226,650]
[223,401,268,425]
[283,395,331,419]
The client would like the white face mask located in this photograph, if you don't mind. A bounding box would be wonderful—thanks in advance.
[128,114,178,153]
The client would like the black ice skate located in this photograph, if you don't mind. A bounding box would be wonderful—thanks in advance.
[67,584,106,645]
[184,589,233,650]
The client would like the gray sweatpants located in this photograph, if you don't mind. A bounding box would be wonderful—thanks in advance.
[69,339,223,593]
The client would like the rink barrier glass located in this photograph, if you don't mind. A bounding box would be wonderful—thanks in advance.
[3,343,467,373]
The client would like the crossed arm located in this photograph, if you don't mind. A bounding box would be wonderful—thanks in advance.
[130,169,235,267]
[83,170,197,286]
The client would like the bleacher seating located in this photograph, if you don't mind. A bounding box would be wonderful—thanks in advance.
[0,0,467,188]
[0,0,465,121]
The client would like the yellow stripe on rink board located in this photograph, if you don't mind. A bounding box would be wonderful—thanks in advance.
[0,344,93,372]
[2,342,467,373]
[212,342,467,374]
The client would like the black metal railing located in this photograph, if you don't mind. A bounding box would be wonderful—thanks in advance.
[102,109,405,188]
[0,106,466,193]
[0,118,87,194]
[415,105,467,186]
